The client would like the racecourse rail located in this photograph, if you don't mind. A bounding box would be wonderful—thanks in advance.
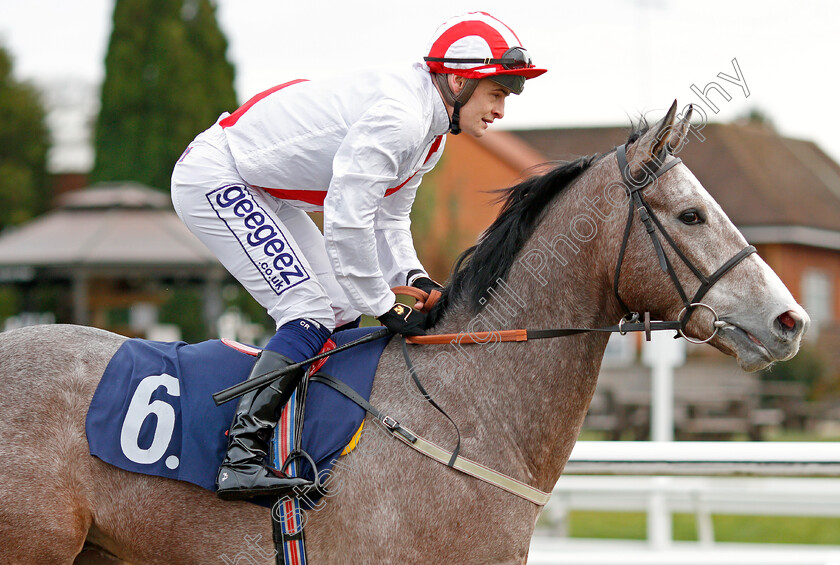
[528,441,840,565]
[563,440,840,476]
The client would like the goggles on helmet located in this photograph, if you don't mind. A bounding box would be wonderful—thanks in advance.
[424,47,534,71]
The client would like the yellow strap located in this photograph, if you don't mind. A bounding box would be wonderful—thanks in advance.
[340,422,365,456]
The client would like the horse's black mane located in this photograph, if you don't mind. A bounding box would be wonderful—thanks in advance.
[427,124,650,326]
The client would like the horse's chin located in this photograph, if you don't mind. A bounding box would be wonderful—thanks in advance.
[711,324,800,372]
[734,349,776,373]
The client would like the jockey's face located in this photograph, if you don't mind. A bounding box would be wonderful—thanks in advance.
[454,77,510,138]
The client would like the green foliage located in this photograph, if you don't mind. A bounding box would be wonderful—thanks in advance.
[409,173,438,276]
[443,189,464,265]
[411,175,437,246]
[158,283,278,343]
[158,285,207,342]
[739,106,776,129]
[92,0,237,191]
[408,154,466,281]
[0,45,50,229]
[760,345,826,399]
[0,286,21,321]
[221,283,273,331]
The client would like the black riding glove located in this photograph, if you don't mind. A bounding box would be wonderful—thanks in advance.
[410,276,444,295]
[377,303,427,336]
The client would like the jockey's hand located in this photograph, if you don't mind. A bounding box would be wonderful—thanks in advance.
[408,273,444,310]
[410,276,444,295]
[377,303,427,336]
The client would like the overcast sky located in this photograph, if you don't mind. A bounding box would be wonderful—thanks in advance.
[2,0,839,166]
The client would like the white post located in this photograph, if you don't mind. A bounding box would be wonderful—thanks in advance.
[647,477,672,549]
[694,493,715,546]
[642,332,685,548]
[642,332,685,442]
[651,359,674,442]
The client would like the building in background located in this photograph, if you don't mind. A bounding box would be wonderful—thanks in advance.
[0,183,227,340]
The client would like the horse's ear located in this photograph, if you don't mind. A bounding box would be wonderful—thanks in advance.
[667,104,693,154]
[627,100,679,174]
[651,99,678,158]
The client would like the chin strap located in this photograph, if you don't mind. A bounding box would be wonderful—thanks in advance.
[432,72,476,135]
[450,101,463,135]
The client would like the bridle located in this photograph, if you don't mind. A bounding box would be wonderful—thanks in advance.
[404,141,757,346]
[613,143,756,344]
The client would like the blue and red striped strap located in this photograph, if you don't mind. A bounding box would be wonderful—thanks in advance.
[272,389,307,565]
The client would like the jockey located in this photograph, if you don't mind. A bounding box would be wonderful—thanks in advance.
[171,11,546,501]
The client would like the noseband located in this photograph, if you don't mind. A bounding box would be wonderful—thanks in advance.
[613,143,756,343]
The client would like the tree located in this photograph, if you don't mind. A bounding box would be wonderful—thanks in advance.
[0,45,50,229]
[92,0,237,191]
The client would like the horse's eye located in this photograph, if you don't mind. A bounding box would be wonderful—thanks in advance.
[679,209,704,225]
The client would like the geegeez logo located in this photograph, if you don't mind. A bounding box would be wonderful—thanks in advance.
[207,185,310,295]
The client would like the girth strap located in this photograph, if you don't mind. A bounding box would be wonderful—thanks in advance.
[308,372,552,506]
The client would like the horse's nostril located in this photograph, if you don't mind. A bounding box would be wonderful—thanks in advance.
[777,310,800,332]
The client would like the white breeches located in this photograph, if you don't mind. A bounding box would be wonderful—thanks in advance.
[171,124,361,331]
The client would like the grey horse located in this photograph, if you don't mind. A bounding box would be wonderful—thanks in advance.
[0,102,808,564]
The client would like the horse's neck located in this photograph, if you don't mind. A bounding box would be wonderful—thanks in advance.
[421,191,621,491]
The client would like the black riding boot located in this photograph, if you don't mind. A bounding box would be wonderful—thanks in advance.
[216,350,313,500]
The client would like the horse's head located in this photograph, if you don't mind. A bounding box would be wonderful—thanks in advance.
[610,101,809,371]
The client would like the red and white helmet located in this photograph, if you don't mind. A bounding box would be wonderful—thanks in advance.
[424,12,547,96]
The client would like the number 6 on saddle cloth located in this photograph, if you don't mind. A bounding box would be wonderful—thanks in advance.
[85,327,391,499]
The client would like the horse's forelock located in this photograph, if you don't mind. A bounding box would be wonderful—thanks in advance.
[626,118,651,146]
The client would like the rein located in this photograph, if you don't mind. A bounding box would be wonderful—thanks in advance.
[406,316,681,345]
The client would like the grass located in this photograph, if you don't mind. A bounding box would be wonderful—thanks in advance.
[765,429,840,442]
[564,511,840,545]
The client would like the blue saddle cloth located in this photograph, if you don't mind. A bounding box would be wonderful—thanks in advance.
[86,327,391,492]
